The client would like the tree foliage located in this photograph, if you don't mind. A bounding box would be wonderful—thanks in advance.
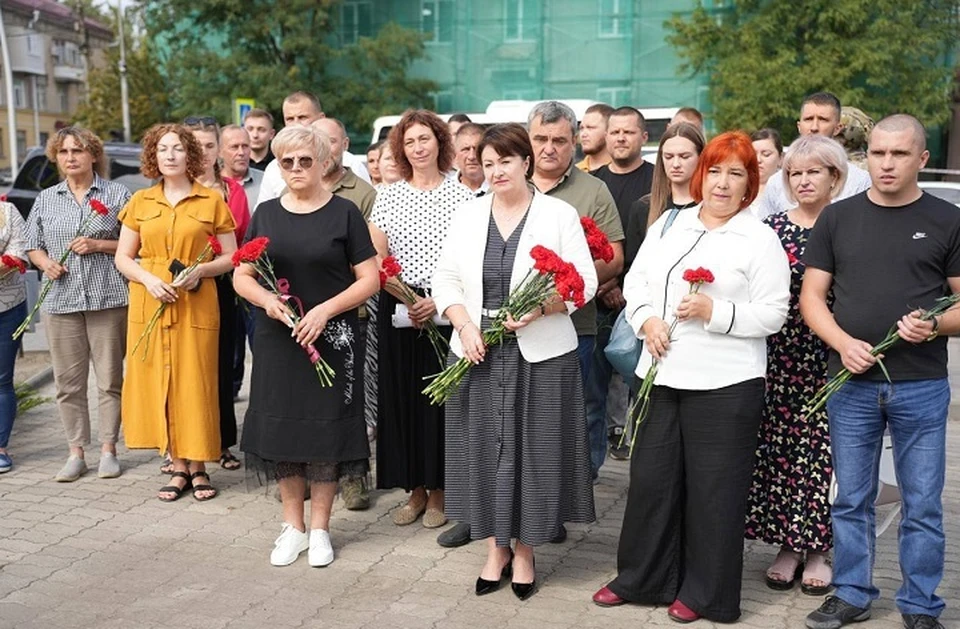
[140,0,438,138]
[667,0,960,142]
[75,6,172,140]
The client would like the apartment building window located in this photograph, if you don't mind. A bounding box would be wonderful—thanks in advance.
[341,0,373,45]
[13,79,27,109]
[16,130,27,159]
[36,78,47,112]
[40,131,49,148]
[504,0,538,43]
[599,0,628,38]
[596,86,631,107]
[57,84,69,113]
[421,0,454,44]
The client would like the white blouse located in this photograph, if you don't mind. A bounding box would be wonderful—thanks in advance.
[623,206,790,390]
[370,178,474,291]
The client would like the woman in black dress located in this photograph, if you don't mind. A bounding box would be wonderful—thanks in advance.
[369,110,473,528]
[745,134,848,595]
[235,125,379,568]
[433,124,598,600]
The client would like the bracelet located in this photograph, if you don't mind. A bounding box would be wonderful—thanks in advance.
[926,316,940,342]
[456,321,470,334]
[540,303,547,317]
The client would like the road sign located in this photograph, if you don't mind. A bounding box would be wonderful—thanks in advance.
[234,98,256,125]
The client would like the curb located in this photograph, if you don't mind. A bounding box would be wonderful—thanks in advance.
[22,365,54,390]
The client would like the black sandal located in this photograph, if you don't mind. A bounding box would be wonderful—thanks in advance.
[190,471,219,502]
[158,471,191,502]
[219,451,241,470]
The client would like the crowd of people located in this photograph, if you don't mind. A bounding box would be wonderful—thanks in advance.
[0,88,954,629]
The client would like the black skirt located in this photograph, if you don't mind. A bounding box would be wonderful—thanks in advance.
[374,290,451,491]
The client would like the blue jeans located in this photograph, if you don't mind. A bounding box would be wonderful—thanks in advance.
[0,302,26,449]
[584,307,622,477]
[827,378,949,617]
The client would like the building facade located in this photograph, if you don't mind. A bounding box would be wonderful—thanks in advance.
[0,0,113,171]
[339,0,711,116]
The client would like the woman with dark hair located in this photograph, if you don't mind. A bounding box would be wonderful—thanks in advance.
[369,109,473,528]
[751,128,783,206]
[115,123,238,502]
[25,127,131,481]
[592,131,790,623]
[184,116,250,472]
[434,123,598,599]
[623,121,705,269]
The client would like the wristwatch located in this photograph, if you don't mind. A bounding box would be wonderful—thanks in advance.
[926,316,940,342]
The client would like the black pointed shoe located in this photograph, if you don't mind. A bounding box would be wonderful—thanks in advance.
[475,551,513,596]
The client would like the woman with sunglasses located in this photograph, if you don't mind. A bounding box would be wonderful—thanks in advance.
[24,127,131,481]
[115,123,238,502]
[236,126,379,566]
[183,116,250,473]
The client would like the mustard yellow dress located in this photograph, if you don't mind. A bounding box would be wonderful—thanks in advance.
[119,182,235,461]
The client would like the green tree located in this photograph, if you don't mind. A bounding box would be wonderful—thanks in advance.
[667,0,960,141]
[75,6,171,140]
[141,0,437,137]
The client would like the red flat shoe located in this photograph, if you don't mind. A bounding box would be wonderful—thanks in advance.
[667,599,700,623]
[593,585,627,607]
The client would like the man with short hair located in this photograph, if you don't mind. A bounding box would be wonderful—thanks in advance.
[220,125,263,214]
[453,123,487,195]
[447,112,472,138]
[256,91,370,207]
[587,107,655,464]
[801,115,959,629]
[576,103,614,172]
[314,118,377,218]
[670,106,704,131]
[243,108,276,171]
[756,92,871,219]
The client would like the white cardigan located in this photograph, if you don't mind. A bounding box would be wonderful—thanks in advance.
[623,206,790,389]
[433,191,598,363]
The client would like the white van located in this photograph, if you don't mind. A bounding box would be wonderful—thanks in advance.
[370,100,678,162]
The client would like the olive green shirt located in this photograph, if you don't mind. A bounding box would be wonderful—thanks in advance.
[536,161,624,336]
[330,168,377,220]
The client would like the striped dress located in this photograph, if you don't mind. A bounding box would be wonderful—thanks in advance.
[444,214,595,547]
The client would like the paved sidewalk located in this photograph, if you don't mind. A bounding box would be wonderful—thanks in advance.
[2,353,960,629]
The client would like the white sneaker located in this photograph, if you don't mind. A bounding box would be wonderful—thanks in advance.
[308,529,334,567]
[270,523,308,566]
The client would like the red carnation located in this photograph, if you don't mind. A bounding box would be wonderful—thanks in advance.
[382,256,402,278]
[581,217,615,263]
[232,236,270,266]
[682,267,715,285]
[1,254,26,274]
[207,235,223,256]
[89,199,109,216]
[530,245,565,275]
[379,270,388,289]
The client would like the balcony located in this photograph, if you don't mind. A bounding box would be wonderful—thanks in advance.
[53,63,85,82]
[7,29,47,75]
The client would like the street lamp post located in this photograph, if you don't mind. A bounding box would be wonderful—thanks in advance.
[117,1,130,143]
[0,4,20,178]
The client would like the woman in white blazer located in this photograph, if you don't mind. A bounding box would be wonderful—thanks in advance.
[433,123,598,601]
[592,131,790,623]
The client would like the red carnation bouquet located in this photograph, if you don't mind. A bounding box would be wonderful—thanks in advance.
[0,254,27,280]
[233,236,336,386]
[13,199,111,340]
[581,217,614,263]
[380,255,449,366]
[422,245,586,405]
[623,267,714,454]
[131,236,223,360]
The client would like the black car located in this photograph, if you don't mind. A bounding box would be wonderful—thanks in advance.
[2,142,151,219]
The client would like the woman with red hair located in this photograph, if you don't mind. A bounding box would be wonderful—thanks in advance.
[591,131,791,623]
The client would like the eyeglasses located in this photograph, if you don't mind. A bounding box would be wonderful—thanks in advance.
[279,156,315,171]
[183,116,219,127]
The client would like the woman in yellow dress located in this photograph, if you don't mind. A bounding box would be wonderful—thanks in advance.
[115,123,237,502]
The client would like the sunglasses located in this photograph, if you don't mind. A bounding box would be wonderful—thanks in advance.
[183,116,219,127]
[279,156,315,171]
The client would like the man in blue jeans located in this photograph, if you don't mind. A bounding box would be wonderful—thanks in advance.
[800,114,960,629]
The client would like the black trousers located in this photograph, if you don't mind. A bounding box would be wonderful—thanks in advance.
[608,378,764,623]
[216,275,237,450]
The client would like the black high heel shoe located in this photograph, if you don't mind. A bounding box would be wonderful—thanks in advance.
[475,550,513,596]
[511,557,536,600]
